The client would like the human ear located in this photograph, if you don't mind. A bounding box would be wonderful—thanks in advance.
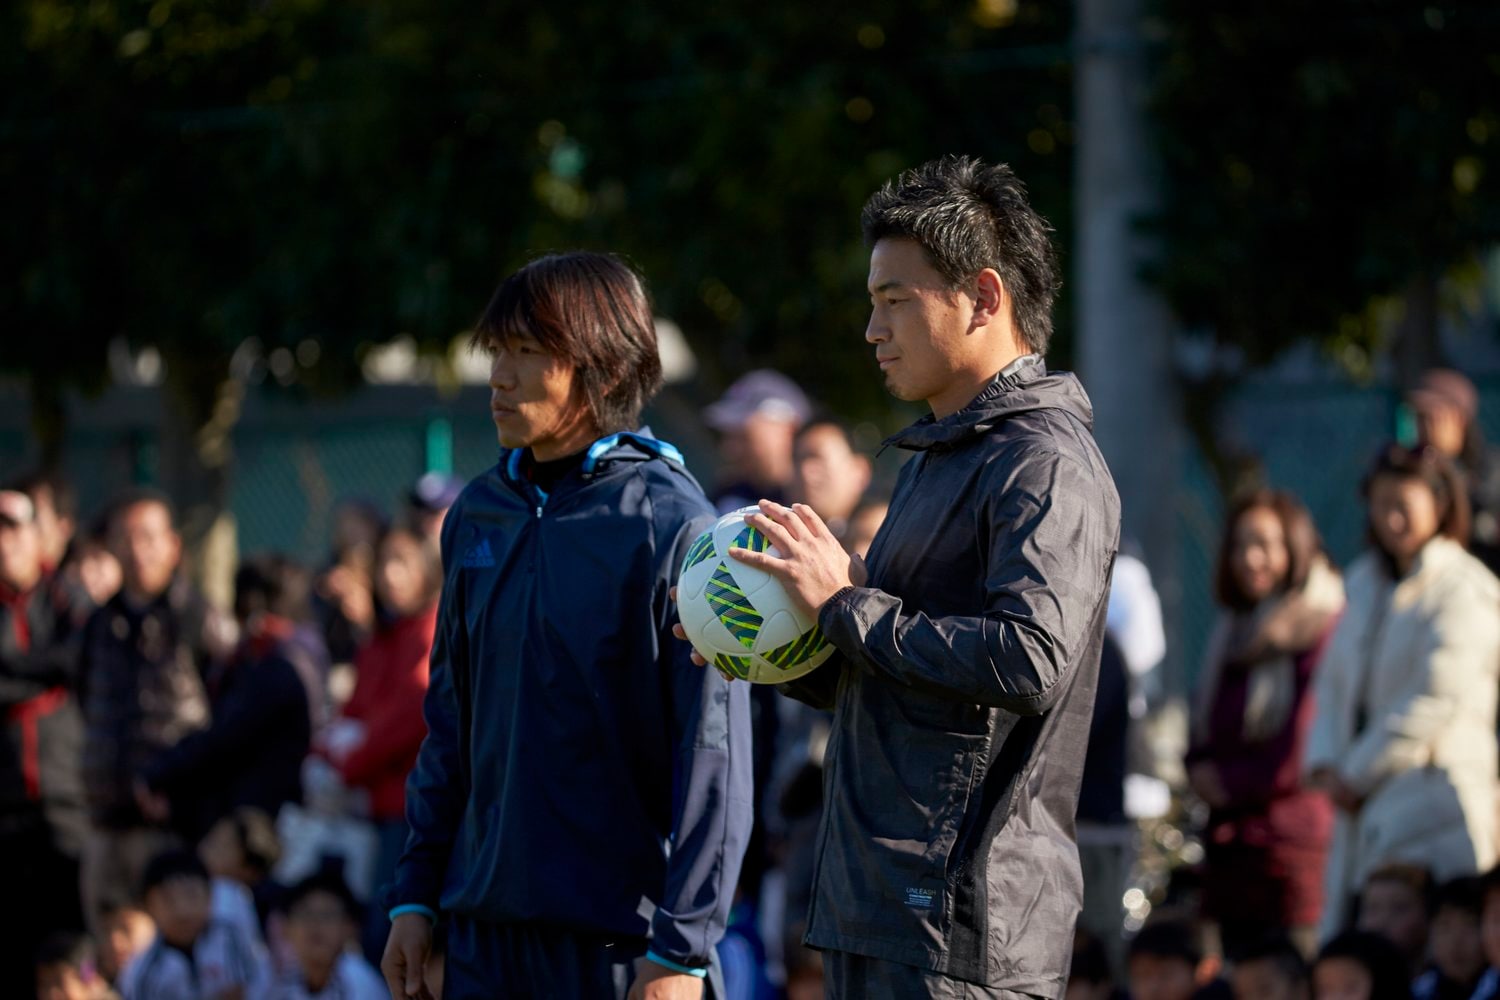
[973,268,1006,325]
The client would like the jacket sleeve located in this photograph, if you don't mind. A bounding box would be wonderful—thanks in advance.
[143,655,305,795]
[648,509,754,971]
[388,520,469,915]
[818,450,1116,714]
[337,638,432,788]
[775,654,843,711]
[1338,577,1500,797]
[1303,602,1357,777]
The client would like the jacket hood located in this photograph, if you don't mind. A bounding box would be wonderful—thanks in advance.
[883,356,1096,452]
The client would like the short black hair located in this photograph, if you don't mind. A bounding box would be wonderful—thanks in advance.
[1316,931,1414,1000]
[1071,923,1113,986]
[282,868,360,921]
[1363,861,1436,915]
[141,848,209,897]
[1229,933,1308,985]
[1433,875,1484,919]
[1128,919,1203,967]
[234,554,312,623]
[109,486,178,532]
[13,469,77,521]
[861,155,1060,355]
[35,931,95,971]
[794,414,860,453]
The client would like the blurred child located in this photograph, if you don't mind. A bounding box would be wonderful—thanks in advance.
[1069,924,1119,1000]
[267,869,384,999]
[35,932,116,1000]
[1470,867,1500,1000]
[1128,919,1229,1000]
[1356,863,1433,978]
[96,899,153,986]
[1413,877,1484,1000]
[118,849,264,1000]
[1230,934,1310,1000]
[1312,931,1412,1000]
[199,806,281,944]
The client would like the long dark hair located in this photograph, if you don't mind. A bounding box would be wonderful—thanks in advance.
[1213,489,1323,611]
[472,252,662,435]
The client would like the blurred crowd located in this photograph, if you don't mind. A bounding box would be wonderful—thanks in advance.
[7,364,1500,1000]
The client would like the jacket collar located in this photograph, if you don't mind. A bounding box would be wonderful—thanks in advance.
[500,429,687,499]
[881,355,1096,453]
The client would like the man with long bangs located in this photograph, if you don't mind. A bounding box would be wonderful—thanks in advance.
[692,157,1121,998]
[383,252,752,999]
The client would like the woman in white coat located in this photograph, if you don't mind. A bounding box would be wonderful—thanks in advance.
[1305,443,1500,940]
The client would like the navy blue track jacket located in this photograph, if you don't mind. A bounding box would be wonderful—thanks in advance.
[390,431,753,971]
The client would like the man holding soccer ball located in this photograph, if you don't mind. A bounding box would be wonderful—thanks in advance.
[382,252,752,999]
[681,156,1121,998]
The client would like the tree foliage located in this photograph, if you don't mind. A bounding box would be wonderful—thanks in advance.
[1146,1,1500,375]
[2,0,1077,439]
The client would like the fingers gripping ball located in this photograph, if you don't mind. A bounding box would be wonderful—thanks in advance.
[677,506,835,683]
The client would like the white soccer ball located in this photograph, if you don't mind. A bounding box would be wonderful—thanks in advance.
[676,506,836,684]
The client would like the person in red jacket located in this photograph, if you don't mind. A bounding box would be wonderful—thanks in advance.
[320,524,439,964]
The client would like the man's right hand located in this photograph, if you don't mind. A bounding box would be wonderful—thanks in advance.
[382,913,435,1000]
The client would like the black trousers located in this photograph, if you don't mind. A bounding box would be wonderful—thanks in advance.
[443,917,724,1000]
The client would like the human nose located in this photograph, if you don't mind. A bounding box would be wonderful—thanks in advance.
[865,310,886,344]
[489,351,516,390]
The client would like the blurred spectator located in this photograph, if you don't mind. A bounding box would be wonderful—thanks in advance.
[1069,924,1122,1000]
[0,488,91,998]
[1356,863,1432,979]
[1230,933,1311,1000]
[844,498,888,560]
[269,869,385,1000]
[1413,876,1484,1000]
[199,805,282,931]
[118,848,264,999]
[313,499,385,666]
[704,369,811,514]
[34,931,115,1000]
[1107,542,1167,719]
[1127,918,1229,1000]
[1469,868,1500,1000]
[1306,445,1500,938]
[318,525,437,963]
[1077,629,1131,961]
[1406,369,1500,574]
[406,473,463,550]
[138,555,323,843]
[15,471,78,574]
[1312,930,1413,1000]
[790,416,872,545]
[1187,490,1343,956]
[79,490,235,936]
[95,898,153,987]
[59,514,121,613]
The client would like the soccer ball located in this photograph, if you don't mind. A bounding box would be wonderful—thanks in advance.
[676,506,836,684]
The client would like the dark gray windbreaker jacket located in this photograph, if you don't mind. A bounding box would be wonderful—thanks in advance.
[783,357,1120,995]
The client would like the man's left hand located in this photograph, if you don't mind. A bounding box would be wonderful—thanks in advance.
[628,960,704,1000]
[729,500,862,618]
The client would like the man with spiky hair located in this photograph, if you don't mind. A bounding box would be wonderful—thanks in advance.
[383,252,752,1000]
[705,157,1121,997]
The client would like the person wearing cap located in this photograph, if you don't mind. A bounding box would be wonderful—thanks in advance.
[406,472,464,551]
[0,487,92,997]
[382,252,750,999]
[1408,368,1500,575]
[704,369,812,515]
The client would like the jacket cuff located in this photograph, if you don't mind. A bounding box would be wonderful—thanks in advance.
[388,903,437,923]
[645,951,708,978]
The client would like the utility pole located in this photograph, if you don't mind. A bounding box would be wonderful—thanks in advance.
[1075,0,1184,689]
